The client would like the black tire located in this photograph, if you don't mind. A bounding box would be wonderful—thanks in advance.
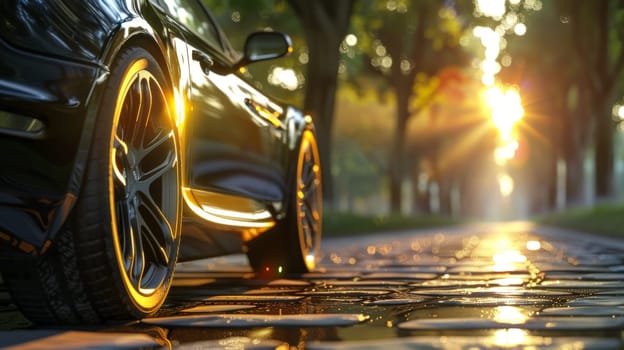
[246,129,322,276]
[2,47,181,324]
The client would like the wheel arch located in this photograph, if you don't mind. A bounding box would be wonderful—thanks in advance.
[98,17,174,93]
[74,17,179,197]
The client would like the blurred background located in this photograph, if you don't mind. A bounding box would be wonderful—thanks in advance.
[204,0,624,231]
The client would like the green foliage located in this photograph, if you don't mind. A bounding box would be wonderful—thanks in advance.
[331,89,393,201]
[323,210,462,237]
[536,203,624,238]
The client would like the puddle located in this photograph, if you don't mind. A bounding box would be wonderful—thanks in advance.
[364,297,429,306]
[410,280,489,288]
[298,289,393,297]
[566,296,624,306]
[315,280,408,287]
[540,306,624,316]
[411,277,525,288]
[180,304,256,313]
[360,272,438,280]
[373,265,447,274]
[0,330,159,349]
[579,273,624,280]
[537,280,624,289]
[410,287,572,297]
[241,288,303,295]
[436,297,552,306]
[397,316,624,330]
[533,264,606,273]
[596,289,624,296]
[143,313,370,327]
[175,337,286,350]
[438,273,531,281]
[203,295,305,302]
[302,272,363,279]
[307,336,621,350]
[570,255,622,266]
[446,265,526,274]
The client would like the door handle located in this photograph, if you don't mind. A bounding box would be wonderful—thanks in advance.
[192,50,214,75]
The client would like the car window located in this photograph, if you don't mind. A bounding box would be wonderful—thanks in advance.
[162,0,223,51]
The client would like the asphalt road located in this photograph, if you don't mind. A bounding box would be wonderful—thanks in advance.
[2,222,624,349]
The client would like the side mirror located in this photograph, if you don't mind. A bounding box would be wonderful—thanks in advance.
[239,32,292,67]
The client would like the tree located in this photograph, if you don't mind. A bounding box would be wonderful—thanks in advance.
[286,0,355,207]
[511,0,624,203]
[346,0,470,213]
[406,67,495,216]
[558,0,624,198]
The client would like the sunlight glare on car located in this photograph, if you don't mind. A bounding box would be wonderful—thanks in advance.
[173,88,186,127]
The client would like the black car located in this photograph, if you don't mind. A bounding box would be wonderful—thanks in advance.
[0,0,322,324]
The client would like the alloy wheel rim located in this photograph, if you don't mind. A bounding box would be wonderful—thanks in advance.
[112,69,178,295]
[296,131,322,269]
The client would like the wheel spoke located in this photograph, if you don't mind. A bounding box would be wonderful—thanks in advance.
[138,219,170,267]
[301,204,316,248]
[138,131,177,185]
[113,135,129,186]
[119,81,138,140]
[130,223,145,286]
[143,128,173,155]
[131,77,153,148]
[303,181,318,201]
[302,156,314,183]
[138,192,174,259]
[116,200,133,270]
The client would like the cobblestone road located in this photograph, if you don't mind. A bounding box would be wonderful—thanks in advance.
[2,222,624,349]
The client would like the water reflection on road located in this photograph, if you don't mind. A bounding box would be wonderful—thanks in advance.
[2,222,624,349]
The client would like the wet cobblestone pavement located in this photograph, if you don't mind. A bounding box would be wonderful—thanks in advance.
[2,222,624,349]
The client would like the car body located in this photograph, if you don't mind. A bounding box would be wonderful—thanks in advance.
[0,0,322,324]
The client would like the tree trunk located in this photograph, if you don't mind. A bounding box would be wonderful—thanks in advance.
[592,0,617,198]
[304,45,339,205]
[594,103,614,197]
[389,85,410,212]
[565,148,585,205]
[287,0,355,208]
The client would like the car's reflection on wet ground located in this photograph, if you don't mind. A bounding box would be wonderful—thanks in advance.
[2,222,624,349]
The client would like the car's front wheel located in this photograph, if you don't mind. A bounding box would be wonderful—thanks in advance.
[247,129,322,275]
[3,47,181,324]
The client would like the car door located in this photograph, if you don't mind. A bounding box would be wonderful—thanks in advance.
[159,0,288,206]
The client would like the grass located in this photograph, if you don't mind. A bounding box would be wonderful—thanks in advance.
[323,210,462,237]
[535,203,624,238]
[323,203,624,239]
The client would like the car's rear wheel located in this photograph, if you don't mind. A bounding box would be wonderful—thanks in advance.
[2,47,181,324]
[246,129,322,275]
